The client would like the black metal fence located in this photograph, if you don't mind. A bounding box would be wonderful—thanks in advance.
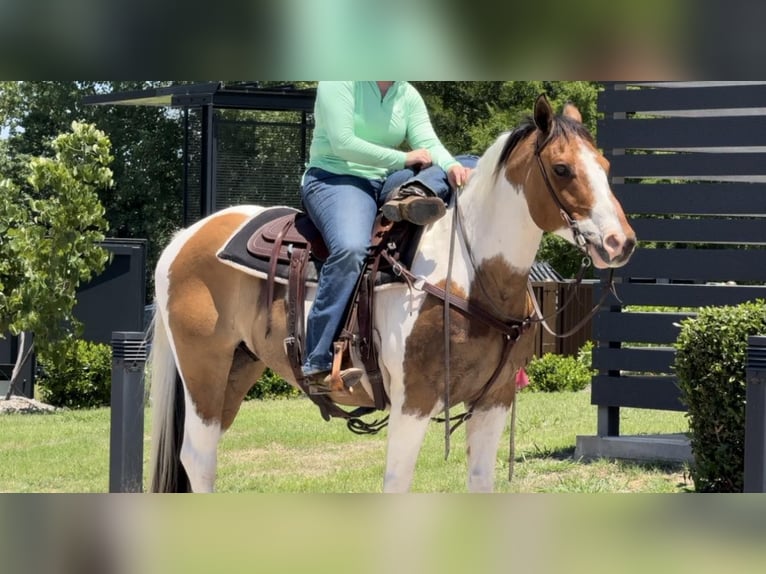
[593,81,766,436]
[183,106,313,224]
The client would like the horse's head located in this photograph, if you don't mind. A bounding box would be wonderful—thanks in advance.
[504,94,636,269]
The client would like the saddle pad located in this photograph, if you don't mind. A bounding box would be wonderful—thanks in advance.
[217,206,422,287]
[216,206,322,283]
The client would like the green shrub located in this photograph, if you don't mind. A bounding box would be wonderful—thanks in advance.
[37,340,112,408]
[245,368,300,400]
[674,300,766,492]
[525,341,594,392]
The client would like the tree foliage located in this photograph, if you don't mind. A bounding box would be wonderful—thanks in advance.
[414,81,600,155]
[0,121,112,394]
[1,81,186,300]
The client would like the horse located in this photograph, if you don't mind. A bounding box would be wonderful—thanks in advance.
[148,94,636,493]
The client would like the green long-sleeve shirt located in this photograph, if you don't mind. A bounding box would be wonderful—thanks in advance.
[306,81,459,180]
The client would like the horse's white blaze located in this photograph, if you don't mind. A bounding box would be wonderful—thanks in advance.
[556,142,625,256]
[466,406,510,492]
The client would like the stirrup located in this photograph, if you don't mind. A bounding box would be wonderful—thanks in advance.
[307,368,364,395]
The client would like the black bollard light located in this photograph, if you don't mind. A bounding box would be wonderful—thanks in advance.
[744,335,766,493]
[109,332,147,493]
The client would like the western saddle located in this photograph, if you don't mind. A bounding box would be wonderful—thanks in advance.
[244,208,419,426]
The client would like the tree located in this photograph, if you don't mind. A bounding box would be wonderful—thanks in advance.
[1,81,186,301]
[0,122,112,398]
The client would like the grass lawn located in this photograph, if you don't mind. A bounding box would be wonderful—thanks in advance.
[0,390,692,493]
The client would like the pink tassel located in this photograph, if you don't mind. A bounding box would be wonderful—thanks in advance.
[515,368,530,390]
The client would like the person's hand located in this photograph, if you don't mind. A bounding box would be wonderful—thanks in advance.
[448,164,473,190]
[404,149,432,170]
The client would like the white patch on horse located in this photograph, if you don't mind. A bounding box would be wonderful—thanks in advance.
[382,409,433,493]
[180,390,222,493]
[411,134,541,299]
[466,406,510,492]
[574,142,622,235]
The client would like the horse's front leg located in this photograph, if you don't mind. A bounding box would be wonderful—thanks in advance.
[383,391,432,493]
[465,404,511,492]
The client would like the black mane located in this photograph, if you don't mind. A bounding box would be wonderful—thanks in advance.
[496,114,595,174]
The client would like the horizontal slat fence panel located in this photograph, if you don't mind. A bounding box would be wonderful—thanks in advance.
[614,183,766,216]
[599,83,766,113]
[601,282,766,308]
[593,347,676,374]
[629,218,766,244]
[591,376,685,411]
[593,312,687,345]
[610,152,766,179]
[591,82,766,435]
[610,248,766,283]
[599,116,766,150]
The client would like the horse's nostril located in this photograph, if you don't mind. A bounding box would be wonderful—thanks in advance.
[603,233,624,257]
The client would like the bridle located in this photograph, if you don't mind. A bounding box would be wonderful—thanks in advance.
[534,132,589,252]
[531,131,618,336]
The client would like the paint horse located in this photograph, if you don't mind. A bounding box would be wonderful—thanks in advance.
[148,95,636,493]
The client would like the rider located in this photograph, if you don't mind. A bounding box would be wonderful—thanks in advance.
[300,81,473,391]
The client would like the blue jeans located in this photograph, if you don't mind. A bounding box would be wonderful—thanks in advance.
[299,155,478,375]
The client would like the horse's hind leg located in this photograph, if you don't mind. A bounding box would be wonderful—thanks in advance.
[221,344,266,431]
[174,340,235,493]
[465,405,510,492]
[181,397,222,493]
[179,341,265,492]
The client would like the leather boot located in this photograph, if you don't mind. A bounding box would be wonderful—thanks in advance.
[381,183,446,225]
[307,367,364,395]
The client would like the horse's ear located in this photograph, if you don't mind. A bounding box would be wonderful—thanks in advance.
[562,102,583,124]
[533,94,553,135]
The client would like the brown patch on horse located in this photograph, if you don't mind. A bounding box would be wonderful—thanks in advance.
[501,103,602,235]
[512,133,604,233]
[167,212,259,422]
[562,102,583,124]
[401,256,536,417]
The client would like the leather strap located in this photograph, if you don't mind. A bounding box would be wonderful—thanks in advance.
[382,250,531,341]
[266,219,294,335]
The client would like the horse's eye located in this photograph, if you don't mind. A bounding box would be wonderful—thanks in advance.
[553,164,572,177]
